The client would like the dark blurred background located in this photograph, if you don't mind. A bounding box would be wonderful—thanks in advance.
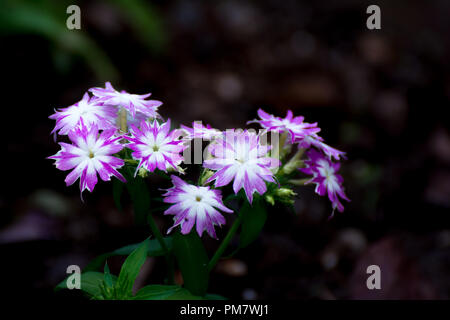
[1,0,450,300]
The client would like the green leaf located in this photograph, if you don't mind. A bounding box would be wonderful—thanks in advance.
[112,178,125,211]
[165,288,204,300]
[83,237,172,272]
[133,285,182,300]
[133,285,209,300]
[56,272,117,298]
[116,238,150,297]
[103,262,114,288]
[239,198,267,248]
[172,231,209,296]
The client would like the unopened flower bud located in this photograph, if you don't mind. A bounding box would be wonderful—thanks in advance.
[199,169,214,185]
[275,188,297,198]
[265,194,275,206]
[138,167,149,178]
[176,166,186,175]
[167,165,186,175]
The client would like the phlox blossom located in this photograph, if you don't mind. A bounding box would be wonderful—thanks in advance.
[204,130,280,203]
[296,133,346,161]
[248,109,320,143]
[90,82,162,119]
[163,175,233,238]
[300,149,350,213]
[126,120,186,173]
[49,93,116,136]
[49,123,125,195]
[180,122,223,141]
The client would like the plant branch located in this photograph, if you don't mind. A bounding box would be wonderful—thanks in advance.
[147,213,175,284]
[207,210,244,272]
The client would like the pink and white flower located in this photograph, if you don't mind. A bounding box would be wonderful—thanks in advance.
[180,121,223,141]
[89,82,162,119]
[48,123,126,194]
[163,175,233,238]
[300,149,350,213]
[126,119,186,173]
[248,109,320,143]
[49,93,117,136]
[296,133,346,161]
[204,130,280,203]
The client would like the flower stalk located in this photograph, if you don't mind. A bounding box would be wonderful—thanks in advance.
[282,148,305,175]
[207,210,244,273]
[147,213,175,284]
[119,107,127,133]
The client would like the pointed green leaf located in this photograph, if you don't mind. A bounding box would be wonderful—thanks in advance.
[133,285,207,300]
[83,237,172,272]
[55,272,117,298]
[116,238,150,297]
[103,262,114,288]
[133,285,181,300]
[165,288,203,300]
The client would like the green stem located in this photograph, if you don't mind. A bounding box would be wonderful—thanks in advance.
[124,159,139,165]
[288,178,310,186]
[197,167,206,185]
[147,214,175,284]
[281,148,305,175]
[279,131,288,154]
[207,210,244,272]
[119,108,127,133]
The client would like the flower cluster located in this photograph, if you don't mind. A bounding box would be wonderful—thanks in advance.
[251,109,350,213]
[49,83,163,194]
[49,82,350,239]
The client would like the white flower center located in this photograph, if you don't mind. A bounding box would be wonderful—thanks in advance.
[317,160,339,191]
[77,101,91,115]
